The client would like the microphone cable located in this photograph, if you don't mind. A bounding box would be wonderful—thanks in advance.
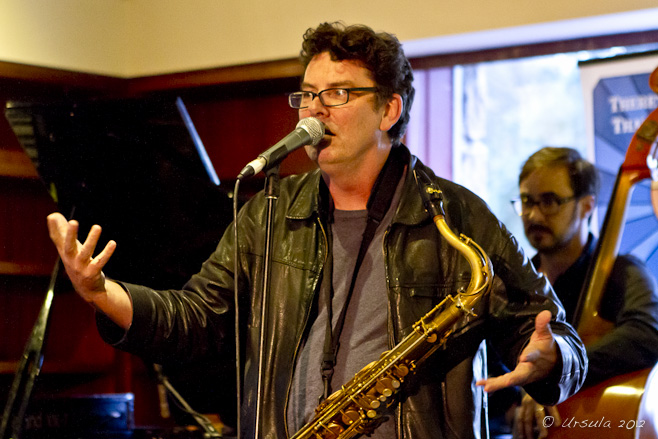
[232,178,242,439]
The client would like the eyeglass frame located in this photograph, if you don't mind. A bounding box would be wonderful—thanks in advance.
[510,192,579,217]
[288,87,379,109]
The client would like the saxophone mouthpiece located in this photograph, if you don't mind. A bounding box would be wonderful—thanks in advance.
[413,169,446,218]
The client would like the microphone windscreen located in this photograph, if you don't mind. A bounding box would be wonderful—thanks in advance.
[297,117,325,146]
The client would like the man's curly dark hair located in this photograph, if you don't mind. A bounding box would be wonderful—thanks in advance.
[300,22,415,146]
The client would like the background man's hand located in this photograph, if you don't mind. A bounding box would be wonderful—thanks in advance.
[514,392,561,439]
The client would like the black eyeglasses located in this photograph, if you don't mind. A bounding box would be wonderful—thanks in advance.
[511,193,577,216]
[288,87,379,109]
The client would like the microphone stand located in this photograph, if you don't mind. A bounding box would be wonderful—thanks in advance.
[153,364,222,438]
[254,165,280,439]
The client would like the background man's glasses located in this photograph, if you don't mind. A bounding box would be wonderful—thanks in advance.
[288,87,378,109]
[511,193,577,216]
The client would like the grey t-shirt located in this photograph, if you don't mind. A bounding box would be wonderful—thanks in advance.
[287,177,404,438]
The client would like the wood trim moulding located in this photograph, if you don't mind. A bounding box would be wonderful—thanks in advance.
[125,57,304,95]
[0,60,124,91]
[0,57,305,97]
[410,29,658,70]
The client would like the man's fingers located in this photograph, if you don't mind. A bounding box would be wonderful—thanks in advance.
[513,407,523,439]
[522,404,535,439]
[63,220,80,256]
[534,310,553,338]
[476,369,524,392]
[47,213,68,245]
[92,240,117,269]
[47,214,113,270]
[535,406,548,439]
[79,224,103,261]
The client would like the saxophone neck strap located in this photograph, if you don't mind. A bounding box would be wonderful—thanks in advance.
[319,146,407,401]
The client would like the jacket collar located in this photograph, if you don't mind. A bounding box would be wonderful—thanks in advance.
[393,151,432,226]
[285,145,432,227]
[286,169,324,221]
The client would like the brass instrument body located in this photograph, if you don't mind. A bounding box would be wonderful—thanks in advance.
[291,173,494,439]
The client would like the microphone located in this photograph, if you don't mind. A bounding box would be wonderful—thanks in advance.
[238,117,325,179]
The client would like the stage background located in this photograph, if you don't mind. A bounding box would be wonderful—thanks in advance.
[579,52,658,275]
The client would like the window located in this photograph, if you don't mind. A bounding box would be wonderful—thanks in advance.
[407,43,658,257]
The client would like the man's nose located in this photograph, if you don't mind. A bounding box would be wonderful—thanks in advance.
[524,204,545,220]
[307,95,328,117]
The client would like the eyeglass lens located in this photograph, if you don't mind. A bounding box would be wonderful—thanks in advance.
[513,193,574,216]
[289,89,350,108]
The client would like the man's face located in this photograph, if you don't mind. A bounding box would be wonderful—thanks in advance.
[298,52,397,173]
[519,166,589,254]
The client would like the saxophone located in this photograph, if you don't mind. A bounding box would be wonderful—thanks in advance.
[290,169,494,439]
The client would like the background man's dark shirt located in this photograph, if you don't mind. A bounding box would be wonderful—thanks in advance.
[532,233,658,386]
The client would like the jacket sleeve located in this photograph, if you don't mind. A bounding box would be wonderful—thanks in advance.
[95,216,244,365]
[445,182,588,406]
[584,255,658,386]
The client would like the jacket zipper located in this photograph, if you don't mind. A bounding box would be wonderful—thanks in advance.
[283,215,328,438]
[382,225,403,439]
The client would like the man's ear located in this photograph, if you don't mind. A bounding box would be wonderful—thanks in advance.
[580,194,596,221]
[380,93,403,132]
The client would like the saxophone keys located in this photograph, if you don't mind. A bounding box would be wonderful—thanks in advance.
[324,422,344,438]
[342,409,360,425]
[360,395,381,409]
[375,377,400,397]
[394,364,410,377]
[376,386,392,397]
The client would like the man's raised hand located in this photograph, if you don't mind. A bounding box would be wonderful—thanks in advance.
[47,212,116,302]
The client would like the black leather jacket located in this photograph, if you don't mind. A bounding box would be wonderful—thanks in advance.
[100,147,587,439]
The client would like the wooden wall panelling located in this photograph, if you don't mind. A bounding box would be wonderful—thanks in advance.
[184,90,315,182]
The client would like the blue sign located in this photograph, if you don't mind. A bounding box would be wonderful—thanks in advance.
[593,72,658,275]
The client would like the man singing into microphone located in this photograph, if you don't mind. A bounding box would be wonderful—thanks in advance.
[47,22,587,438]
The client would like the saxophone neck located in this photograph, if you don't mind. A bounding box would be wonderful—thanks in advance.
[413,168,494,297]
[413,168,446,219]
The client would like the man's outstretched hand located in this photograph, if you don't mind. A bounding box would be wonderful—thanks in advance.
[477,310,558,393]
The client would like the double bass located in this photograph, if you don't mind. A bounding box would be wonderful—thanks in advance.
[548,67,658,438]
